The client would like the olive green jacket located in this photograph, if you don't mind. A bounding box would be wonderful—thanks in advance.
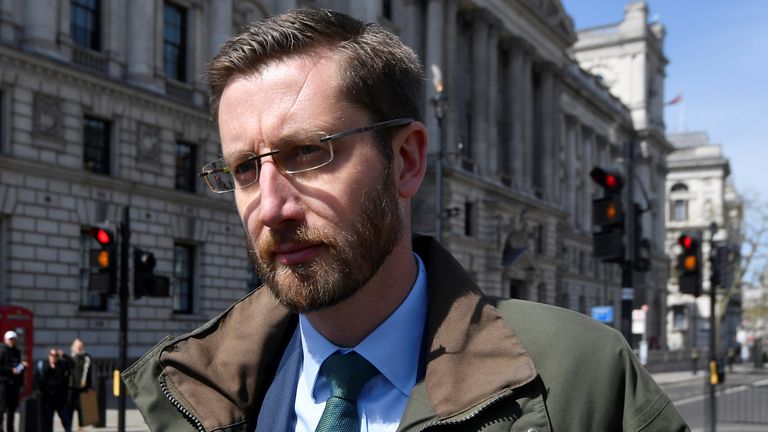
[123,236,689,431]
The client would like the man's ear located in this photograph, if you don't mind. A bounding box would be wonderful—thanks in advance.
[393,121,428,198]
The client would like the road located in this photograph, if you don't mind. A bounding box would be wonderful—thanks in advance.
[657,364,768,432]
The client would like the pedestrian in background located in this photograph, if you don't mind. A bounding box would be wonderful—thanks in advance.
[34,348,73,432]
[68,338,91,430]
[0,331,26,432]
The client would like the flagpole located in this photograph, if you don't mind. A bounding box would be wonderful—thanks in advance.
[679,100,686,132]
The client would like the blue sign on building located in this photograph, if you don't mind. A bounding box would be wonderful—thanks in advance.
[591,305,614,323]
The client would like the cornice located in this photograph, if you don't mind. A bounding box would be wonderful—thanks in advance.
[0,153,234,212]
[0,43,211,123]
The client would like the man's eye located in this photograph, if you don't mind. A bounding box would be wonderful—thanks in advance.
[232,158,258,183]
[280,143,330,170]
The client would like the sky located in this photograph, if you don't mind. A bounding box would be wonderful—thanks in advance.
[561,0,768,199]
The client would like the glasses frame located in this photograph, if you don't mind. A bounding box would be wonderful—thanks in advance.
[200,117,414,193]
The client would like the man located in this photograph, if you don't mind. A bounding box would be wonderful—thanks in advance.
[34,348,73,432]
[0,331,25,432]
[124,9,688,432]
[68,338,92,429]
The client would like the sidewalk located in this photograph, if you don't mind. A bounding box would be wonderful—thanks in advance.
[26,407,150,432]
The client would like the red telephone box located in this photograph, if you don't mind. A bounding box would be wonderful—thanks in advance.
[0,305,34,397]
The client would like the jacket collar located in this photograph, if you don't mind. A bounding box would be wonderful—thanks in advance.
[158,235,537,430]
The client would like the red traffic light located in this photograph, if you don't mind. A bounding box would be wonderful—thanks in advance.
[590,167,624,193]
[678,234,693,250]
[89,228,113,245]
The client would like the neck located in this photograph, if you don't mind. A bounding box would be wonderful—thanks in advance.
[305,236,417,347]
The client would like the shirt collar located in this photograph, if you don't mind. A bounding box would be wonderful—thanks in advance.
[299,252,428,400]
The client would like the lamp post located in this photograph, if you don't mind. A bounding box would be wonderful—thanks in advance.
[708,222,718,432]
[431,64,447,243]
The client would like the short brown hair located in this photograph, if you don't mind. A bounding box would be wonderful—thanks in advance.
[207,8,424,150]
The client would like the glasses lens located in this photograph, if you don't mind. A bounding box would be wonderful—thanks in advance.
[276,139,333,174]
[201,159,236,192]
[230,154,260,189]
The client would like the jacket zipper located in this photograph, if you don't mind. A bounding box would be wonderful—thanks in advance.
[159,375,206,432]
[414,389,514,432]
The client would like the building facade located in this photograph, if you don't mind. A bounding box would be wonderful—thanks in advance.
[664,131,743,352]
[570,1,674,347]
[0,0,671,361]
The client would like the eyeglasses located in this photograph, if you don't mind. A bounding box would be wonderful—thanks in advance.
[199,118,413,193]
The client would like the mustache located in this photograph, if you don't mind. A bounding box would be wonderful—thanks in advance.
[255,225,338,260]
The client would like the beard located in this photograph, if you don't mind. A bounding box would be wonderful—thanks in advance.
[247,169,404,313]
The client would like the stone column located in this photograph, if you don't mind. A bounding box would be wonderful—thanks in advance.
[565,119,576,225]
[485,20,500,177]
[22,0,59,57]
[424,0,445,158]
[582,128,593,232]
[470,10,490,171]
[209,0,232,59]
[127,0,156,89]
[0,0,17,44]
[521,52,534,192]
[509,42,525,190]
[443,0,459,158]
[398,0,421,55]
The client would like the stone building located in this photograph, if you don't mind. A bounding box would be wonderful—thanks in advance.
[664,131,743,351]
[0,0,671,360]
[570,1,673,346]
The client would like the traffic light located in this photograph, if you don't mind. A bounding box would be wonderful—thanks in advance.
[634,204,651,272]
[677,233,702,296]
[590,166,624,262]
[88,227,116,294]
[710,243,729,289]
[133,249,170,299]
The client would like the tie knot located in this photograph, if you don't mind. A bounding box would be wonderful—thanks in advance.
[320,352,378,400]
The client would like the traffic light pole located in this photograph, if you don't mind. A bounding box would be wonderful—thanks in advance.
[118,206,130,432]
[708,224,718,432]
[620,139,636,344]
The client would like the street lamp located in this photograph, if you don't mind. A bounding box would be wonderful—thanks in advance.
[431,64,447,243]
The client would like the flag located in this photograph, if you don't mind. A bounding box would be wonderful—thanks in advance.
[665,93,683,106]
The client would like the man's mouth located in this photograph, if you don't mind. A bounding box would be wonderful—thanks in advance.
[272,242,324,265]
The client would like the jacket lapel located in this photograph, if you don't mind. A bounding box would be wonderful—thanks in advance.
[158,288,296,432]
[256,327,302,432]
[409,236,538,419]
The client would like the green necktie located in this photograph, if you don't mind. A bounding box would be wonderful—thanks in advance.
[315,351,379,432]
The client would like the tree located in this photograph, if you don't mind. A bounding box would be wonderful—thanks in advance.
[721,194,768,343]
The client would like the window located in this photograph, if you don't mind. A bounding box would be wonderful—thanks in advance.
[0,89,4,153]
[508,281,522,299]
[164,2,187,81]
[672,199,688,222]
[672,305,687,330]
[173,244,194,313]
[79,231,107,311]
[70,0,101,50]
[175,142,197,192]
[382,0,393,20]
[83,116,110,175]
[671,183,689,192]
[464,202,473,237]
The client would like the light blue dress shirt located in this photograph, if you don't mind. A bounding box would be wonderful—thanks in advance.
[294,253,427,432]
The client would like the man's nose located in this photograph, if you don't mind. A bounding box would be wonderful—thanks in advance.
[256,161,303,228]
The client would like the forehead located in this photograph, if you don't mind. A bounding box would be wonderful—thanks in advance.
[217,52,364,156]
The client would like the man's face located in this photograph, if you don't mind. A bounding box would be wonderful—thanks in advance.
[218,52,404,313]
[5,337,15,347]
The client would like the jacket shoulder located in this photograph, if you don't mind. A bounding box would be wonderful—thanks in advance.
[492,299,687,431]
[123,336,197,431]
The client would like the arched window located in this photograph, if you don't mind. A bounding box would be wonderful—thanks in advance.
[670,183,688,192]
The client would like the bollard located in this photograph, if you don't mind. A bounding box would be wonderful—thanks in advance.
[19,393,41,432]
[96,376,107,427]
